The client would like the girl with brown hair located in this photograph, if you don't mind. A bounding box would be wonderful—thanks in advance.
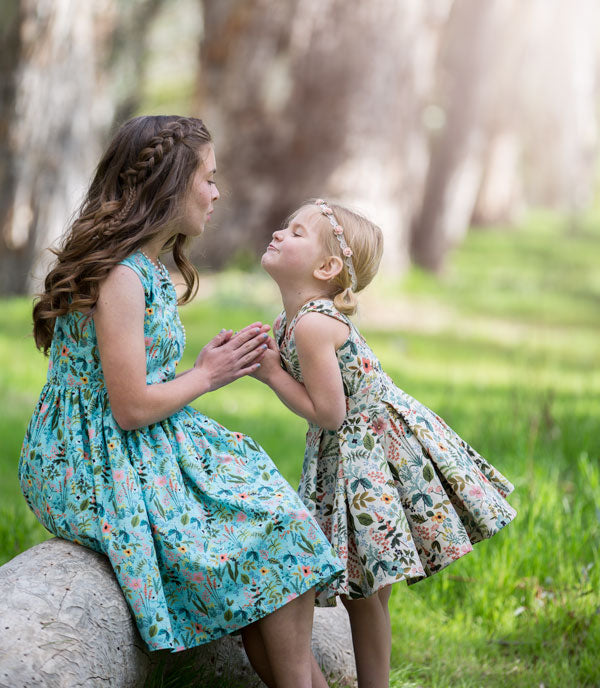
[19,116,342,688]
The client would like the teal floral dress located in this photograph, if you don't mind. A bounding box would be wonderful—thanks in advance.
[274,299,516,607]
[19,253,343,652]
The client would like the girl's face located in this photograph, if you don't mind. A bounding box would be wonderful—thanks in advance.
[261,205,328,286]
[179,144,219,236]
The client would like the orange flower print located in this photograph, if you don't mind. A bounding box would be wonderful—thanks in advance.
[146,307,154,315]
[362,358,373,374]
[80,375,88,384]
[60,345,69,358]
[123,548,133,557]
[178,545,187,554]
[259,567,269,575]
[381,493,393,505]
[194,623,204,634]
[101,521,112,535]
[238,492,248,500]
[301,565,312,577]
[438,442,447,451]
[107,441,116,450]
[432,512,446,523]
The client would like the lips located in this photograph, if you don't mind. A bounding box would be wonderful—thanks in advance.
[266,243,279,252]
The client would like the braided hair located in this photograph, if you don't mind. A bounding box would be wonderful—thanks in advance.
[33,115,212,353]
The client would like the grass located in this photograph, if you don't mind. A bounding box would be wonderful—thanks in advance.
[1,209,599,687]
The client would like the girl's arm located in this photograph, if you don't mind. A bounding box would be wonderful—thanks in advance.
[94,265,268,430]
[255,312,348,430]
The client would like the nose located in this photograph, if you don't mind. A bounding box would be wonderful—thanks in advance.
[272,229,283,241]
[212,184,220,202]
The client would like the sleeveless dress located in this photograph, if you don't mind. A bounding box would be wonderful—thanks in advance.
[18,253,343,651]
[274,299,516,607]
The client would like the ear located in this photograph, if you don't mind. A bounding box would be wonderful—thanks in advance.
[313,255,343,282]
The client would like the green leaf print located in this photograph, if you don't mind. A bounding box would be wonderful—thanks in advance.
[149,625,158,637]
[366,569,375,587]
[265,521,273,535]
[357,513,374,526]
[423,463,434,482]
[224,609,233,622]
[131,515,140,527]
[363,433,375,450]
[181,513,189,525]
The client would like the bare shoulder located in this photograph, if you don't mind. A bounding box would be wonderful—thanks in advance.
[295,311,349,350]
[96,264,144,312]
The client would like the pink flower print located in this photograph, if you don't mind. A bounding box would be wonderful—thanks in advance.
[155,475,168,487]
[371,417,387,436]
[192,571,204,583]
[469,485,484,499]
[301,566,312,577]
[219,553,229,563]
[236,512,247,522]
[65,466,74,479]
[296,510,309,520]
[130,578,142,590]
[175,431,185,443]
[233,432,244,441]
[101,521,113,535]
[113,469,125,481]
[238,492,249,500]
[87,427,95,440]
[362,358,373,374]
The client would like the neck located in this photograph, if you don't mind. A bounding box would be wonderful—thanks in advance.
[279,284,331,323]
[140,237,167,262]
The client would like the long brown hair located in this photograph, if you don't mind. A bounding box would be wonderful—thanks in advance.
[33,115,212,354]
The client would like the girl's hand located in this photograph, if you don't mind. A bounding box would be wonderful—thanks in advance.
[194,324,270,392]
[250,336,282,383]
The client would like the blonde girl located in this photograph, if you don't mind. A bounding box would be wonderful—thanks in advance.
[256,199,517,688]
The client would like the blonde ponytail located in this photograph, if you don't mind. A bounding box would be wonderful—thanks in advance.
[333,287,358,315]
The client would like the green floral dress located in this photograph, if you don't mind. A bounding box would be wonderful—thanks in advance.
[18,253,343,651]
[274,299,516,606]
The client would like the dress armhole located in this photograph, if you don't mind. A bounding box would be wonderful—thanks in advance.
[118,255,151,297]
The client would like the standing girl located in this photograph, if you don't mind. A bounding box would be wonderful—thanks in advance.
[257,198,517,688]
[19,117,343,688]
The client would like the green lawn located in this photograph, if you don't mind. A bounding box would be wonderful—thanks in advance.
[1,211,599,687]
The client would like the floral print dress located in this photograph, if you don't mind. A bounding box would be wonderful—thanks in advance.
[274,299,516,607]
[19,253,343,651]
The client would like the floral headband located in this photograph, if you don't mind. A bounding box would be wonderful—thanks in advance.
[314,199,358,290]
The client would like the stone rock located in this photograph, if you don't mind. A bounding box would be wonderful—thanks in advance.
[0,538,356,687]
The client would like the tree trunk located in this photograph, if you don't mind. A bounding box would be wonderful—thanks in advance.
[0,1,112,295]
[410,0,506,272]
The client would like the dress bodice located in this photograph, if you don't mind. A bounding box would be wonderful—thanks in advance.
[274,298,390,407]
[46,251,185,389]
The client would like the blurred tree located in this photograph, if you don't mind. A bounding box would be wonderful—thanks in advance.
[0,1,106,294]
[410,0,509,272]
[195,0,454,272]
[0,0,168,295]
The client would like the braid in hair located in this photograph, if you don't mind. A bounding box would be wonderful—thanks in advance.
[33,115,212,353]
